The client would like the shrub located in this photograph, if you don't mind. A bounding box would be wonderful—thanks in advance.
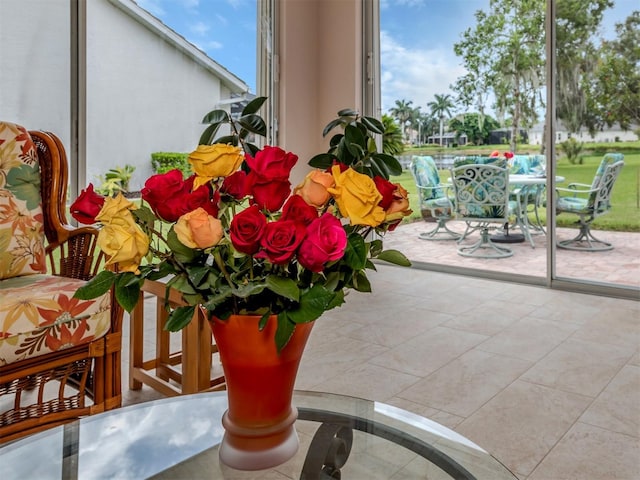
[151,152,191,176]
[96,165,135,196]
[559,138,584,164]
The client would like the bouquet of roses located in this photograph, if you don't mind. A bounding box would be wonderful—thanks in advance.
[72,97,411,350]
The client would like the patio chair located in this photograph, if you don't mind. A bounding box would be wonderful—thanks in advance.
[556,153,624,251]
[409,155,460,240]
[0,122,124,443]
[509,154,548,238]
[450,160,514,258]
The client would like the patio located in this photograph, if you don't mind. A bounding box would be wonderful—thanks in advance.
[384,220,640,289]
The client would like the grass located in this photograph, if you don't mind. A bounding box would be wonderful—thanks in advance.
[395,146,640,232]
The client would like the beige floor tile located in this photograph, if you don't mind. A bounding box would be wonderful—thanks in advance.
[528,422,640,480]
[571,305,640,348]
[580,365,640,438]
[476,316,579,362]
[455,380,592,477]
[369,326,488,377]
[398,349,532,417]
[521,338,635,398]
[304,362,420,402]
[442,301,536,336]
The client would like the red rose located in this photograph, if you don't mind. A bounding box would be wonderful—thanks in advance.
[70,183,105,224]
[505,152,514,159]
[373,176,396,210]
[142,170,219,221]
[221,170,247,200]
[247,174,291,212]
[245,146,297,181]
[281,194,318,226]
[298,213,347,272]
[255,219,306,265]
[142,170,188,221]
[229,205,267,255]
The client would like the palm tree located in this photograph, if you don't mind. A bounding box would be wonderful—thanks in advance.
[381,114,404,155]
[428,94,455,146]
[389,99,414,142]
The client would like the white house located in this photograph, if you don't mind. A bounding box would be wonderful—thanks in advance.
[528,121,638,145]
[1,0,249,191]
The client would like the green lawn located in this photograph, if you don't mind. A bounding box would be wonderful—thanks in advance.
[395,149,640,232]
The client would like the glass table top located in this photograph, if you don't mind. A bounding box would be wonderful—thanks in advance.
[1,391,516,479]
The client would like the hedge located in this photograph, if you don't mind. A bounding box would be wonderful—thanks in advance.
[151,152,191,176]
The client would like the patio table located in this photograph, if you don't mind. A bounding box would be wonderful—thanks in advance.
[0,391,517,479]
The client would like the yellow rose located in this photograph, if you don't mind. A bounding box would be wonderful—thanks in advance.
[95,193,137,224]
[98,222,149,274]
[327,165,385,227]
[294,169,335,208]
[188,144,244,188]
[174,207,223,249]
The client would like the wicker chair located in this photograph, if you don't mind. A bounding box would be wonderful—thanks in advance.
[0,123,123,443]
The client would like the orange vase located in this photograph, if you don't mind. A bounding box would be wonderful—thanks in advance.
[209,314,314,471]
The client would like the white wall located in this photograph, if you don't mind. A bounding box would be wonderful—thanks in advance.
[1,0,242,192]
[0,0,71,147]
[86,0,231,190]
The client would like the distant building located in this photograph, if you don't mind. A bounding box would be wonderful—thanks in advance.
[488,128,529,145]
[3,0,250,190]
[528,122,638,145]
[427,132,468,147]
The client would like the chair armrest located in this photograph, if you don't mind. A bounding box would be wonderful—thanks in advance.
[46,224,106,280]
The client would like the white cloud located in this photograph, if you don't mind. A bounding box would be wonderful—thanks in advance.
[380,30,466,114]
[136,0,165,17]
[179,0,200,8]
[189,21,210,36]
[192,39,223,52]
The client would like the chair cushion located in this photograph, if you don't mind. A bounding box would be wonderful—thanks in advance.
[411,156,446,200]
[0,274,111,365]
[0,122,46,280]
[557,196,589,214]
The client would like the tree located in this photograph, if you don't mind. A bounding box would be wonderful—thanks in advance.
[555,0,613,134]
[588,10,640,131]
[448,113,500,145]
[453,0,545,153]
[388,99,415,142]
[381,114,404,155]
[427,93,455,146]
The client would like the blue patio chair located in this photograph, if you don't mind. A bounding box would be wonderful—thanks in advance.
[450,160,515,258]
[410,156,460,240]
[556,153,624,251]
[509,154,548,239]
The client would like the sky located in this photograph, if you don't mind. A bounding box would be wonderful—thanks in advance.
[137,0,637,116]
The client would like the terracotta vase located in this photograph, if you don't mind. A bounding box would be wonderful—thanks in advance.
[208,314,315,471]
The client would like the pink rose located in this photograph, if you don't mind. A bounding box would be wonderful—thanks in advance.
[298,213,347,272]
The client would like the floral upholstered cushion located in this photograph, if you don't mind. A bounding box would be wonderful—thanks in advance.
[0,274,111,365]
[0,121,46,280]
[411,156,445,200]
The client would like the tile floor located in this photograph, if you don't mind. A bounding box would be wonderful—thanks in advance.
[122,264,639,480]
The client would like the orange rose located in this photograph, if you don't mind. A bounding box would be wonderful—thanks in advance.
[294,169,335,208]
[174,207,223,249]
[384,184,412,226]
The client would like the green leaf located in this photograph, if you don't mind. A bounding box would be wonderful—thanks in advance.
[167,228,197,262]
[201,109,230,124]
[232,281,266,298]
[308,153,335,170]
[322,118,345,137]
[114,273,142,312]
[275,314,295,353]
[168,275,197,295]
[203,285,233,309]
[368,156,388,179]
[352,270,372,293]
[361,116,384,134]
[188,266,210,286]
[376,249,412,266]
[326,289,345,310]
[337,108,358,117]
[266,275,300,302]
[213,135,238,146]
[241,96,267,115]
[165,305,196,331]
[286,285,334,324]
[238,114,267,136]
[373,153,403,176]
[132,206,157,228]
[199,122,225,145]
[244,143,261,156]
[344,233,367,270]
[258,312,271,331]
[344,124,366,153]
[73,270,116,300]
